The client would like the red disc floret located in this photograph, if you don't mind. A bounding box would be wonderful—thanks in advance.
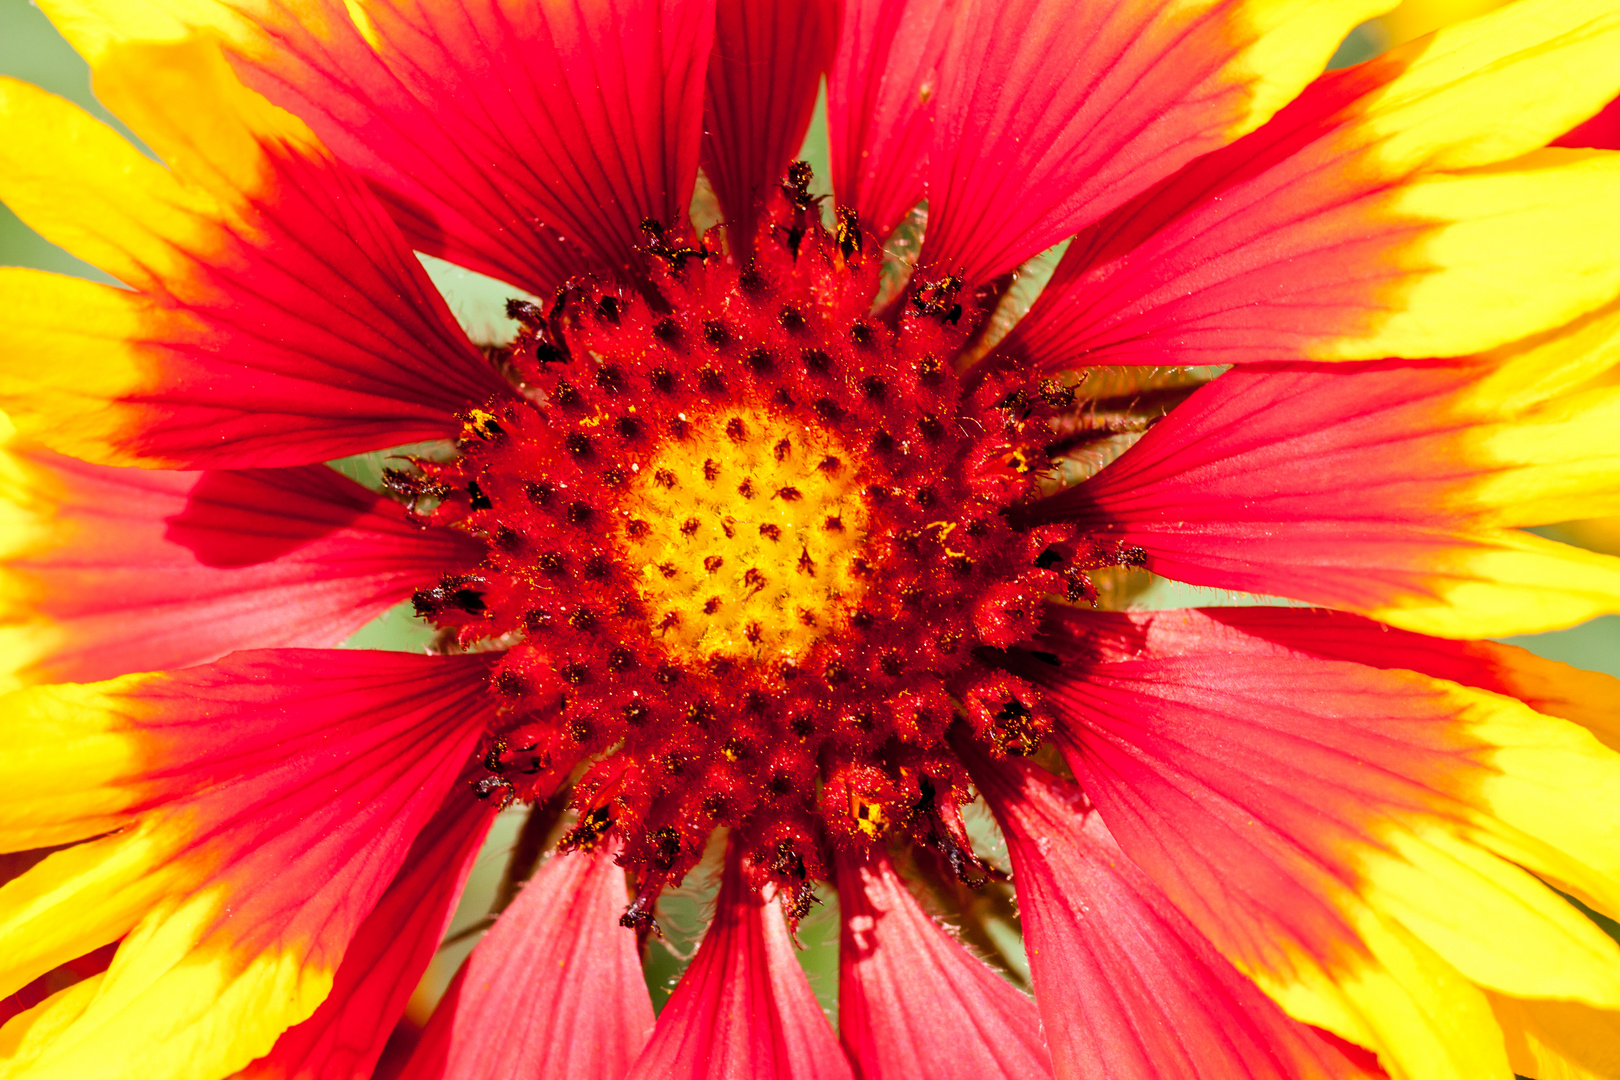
[400,186,1094,925]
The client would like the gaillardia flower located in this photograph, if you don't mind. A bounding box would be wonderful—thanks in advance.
[3,0,1620,1077]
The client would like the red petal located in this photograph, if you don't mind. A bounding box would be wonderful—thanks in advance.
[1037,606,1620,749]
[704,0,838,249]
[972,749,1383,1080]
[1,443,478,687]
[398,842,653,1080]
[826,0,957,240]
[0,650,499,1078]
[1019,356,1620,637]
[219,0,716,294]
[627,840,852,1080]
[1556,96,1620,149]
[836,845,1053,1080]
[237,786,498,1080]
[922,0,1384,285]
[0,40,508,469]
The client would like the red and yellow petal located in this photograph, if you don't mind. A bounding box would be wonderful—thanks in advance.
[626,840,851,1080]
[921,0,1395,286]
[995,0,1620,372]
[0,38,505,470]
[1024,311,1620,636]
[825,0,957,241]
[972,750,1382,1080]
[237,786,497,1080]
[1013,617,1620,1080]
[398,842,653,1080]
[836,845,1054,1080]
[0,650,497,1080]
[0,429,479,691]
[703,0,838,250]
[43,0,716,295]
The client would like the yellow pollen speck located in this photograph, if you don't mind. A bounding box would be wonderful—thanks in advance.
[619,410,868,662]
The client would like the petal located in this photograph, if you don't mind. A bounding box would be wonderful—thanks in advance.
[1010,637,1620,1080]
[627,840,851,1080]
[0,649,497,1080]
[825,0,957,240]
[703,0,839,250]
[921,0,1394,285]
[44,0,718,295]
[1558,94,1620,151]
[1489,991,1620,1080]
[234,788,498,1080]
[0,38,506,469]
[0,433,478,690]
[971,751,1382,1080]
[1039,605,1620,751]
[836,845,1053,1080]
[995,0,1620,369]
[1021,318,1620,636]
[397,842,653,1080]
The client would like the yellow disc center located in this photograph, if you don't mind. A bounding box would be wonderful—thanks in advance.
[618,410,869,663]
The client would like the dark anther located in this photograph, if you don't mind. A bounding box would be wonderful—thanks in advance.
[745,347,774,373]
[703,459,720,482]
[564,432,592,457]
[551,379,581,407]
[779,304,806,333]
[482,737,508,773]
[525,479,553,505]
[917,412,945,440]
[472,775,513,802]
[566,501,594,526]
[865,482,890,503]
[622,699,649,724]
[686,698,712,725]
[654,468,678,489]
[608,646,636,672]
[725,417,747,442]
[703,320,731,348]
[616,415,642,440]
[1039,377,1077,410]
[781,160,820,209]
[523,608,552,633]
[861,376,887,400]
[737,478,755,499]
[698,367,726,395]
[653,317,683,344]
[910,274,964,324]
[537,551,567,573]
[824,660,850,686]
[639,218,711,269]
[769,772,794,795]
[703,555,724,574]
[775,486,803,502]
[758,523,781,542]
[868,430,896,456]
[584,554,612,579]
[494,670,527,696]
[595,365,623,393]
[602,465,628,487]
[461,409,506,443]
[649,367,676,392]
[738,262,769,297]
[918,354,944,381]
[506,298,546,328]
[566,607,595,631]
[849,320,875,347]
[626,519,650,539]
[802,347,833,375]
[813,398,845,422]
[654,663,681,686]
[789,713,815,736]
[561,804,613,853]
[915,485,936,507]
[595,295,621,324]
[412,575,487,618]
[619,889,661,937]
[835,204,861,261]
[560,661,589,686]
[774,437,792,461]
[467,480,493,510]
[567,719,592,743]
[494,525,524,553]
[1035,547,1064,569]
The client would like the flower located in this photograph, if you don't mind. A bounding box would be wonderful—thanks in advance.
[2,0,1620,1078]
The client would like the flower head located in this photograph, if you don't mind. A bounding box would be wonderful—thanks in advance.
[3,1,1620,1079]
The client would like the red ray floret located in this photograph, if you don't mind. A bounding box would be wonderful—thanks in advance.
[0,649,500,1078]
[1,443,481,687]
[625,838,851,1080]
[195,0,716,295]
[397,839,653,1080]
[836,843,1054,1079]
[237,781,499,1080]
[969,746,1385,1080]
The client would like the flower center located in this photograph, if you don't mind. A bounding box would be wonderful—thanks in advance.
[619,410,868,662]
[400,179,1098,928]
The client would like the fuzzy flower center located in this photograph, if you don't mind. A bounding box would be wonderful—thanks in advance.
[619,410,869,661]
